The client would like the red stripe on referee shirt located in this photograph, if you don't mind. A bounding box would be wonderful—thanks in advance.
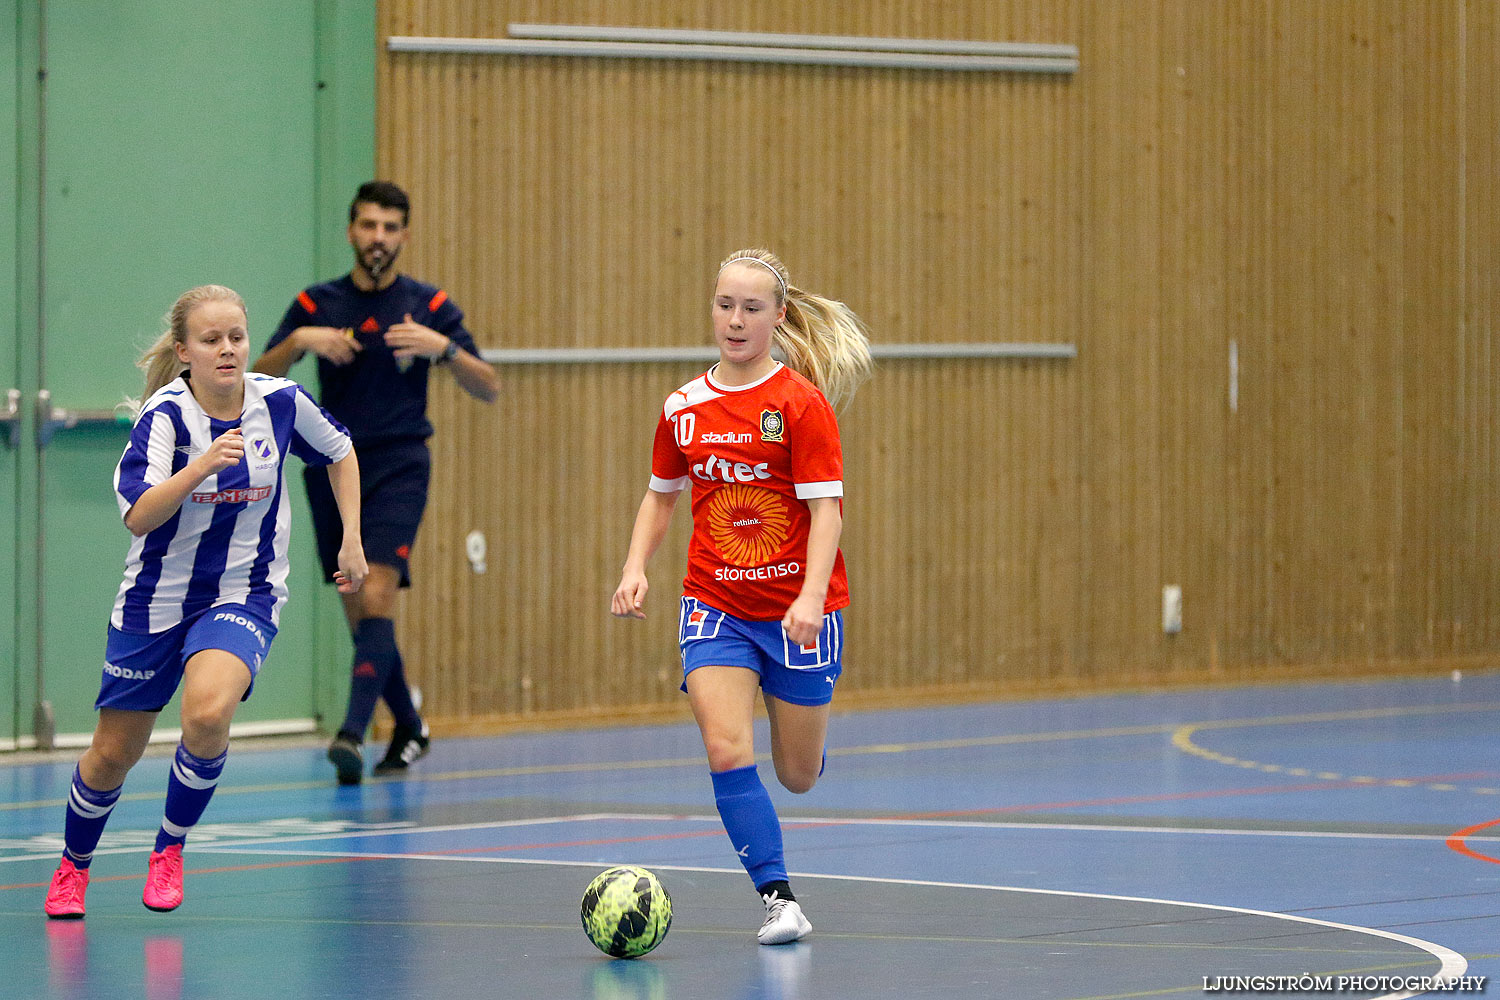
[428,290,447,312]
[297,291,316,314]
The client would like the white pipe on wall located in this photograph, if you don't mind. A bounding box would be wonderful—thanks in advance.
[506,23,1078,62]
[387,35,1078,74]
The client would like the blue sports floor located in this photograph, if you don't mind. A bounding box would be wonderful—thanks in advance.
[2,672,1497,999]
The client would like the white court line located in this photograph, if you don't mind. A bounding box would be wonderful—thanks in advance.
[170,811,1500,846]
[183,840,1468,1000]
[5,810,1496,865]
[5,812,1467,997]
[0,813,622,864]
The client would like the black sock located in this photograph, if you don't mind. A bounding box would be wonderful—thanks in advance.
[380,656,422,732]
[756,879,795,902]
[339,617,400,737]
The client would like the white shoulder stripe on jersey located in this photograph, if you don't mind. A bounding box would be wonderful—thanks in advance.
[650,474,689,493]
[663,375,721,419]
[795,480,843,499]
[292,388,353,462]
[247,372,298,391]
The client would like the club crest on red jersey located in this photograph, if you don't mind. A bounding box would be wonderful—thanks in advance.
[759,408,784,442]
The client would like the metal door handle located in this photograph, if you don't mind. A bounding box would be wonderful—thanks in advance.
[35,389,131,447]
[0,389,19,448]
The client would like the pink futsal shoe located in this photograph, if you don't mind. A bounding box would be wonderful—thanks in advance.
[143,845,185,912]
[44,856,90,919]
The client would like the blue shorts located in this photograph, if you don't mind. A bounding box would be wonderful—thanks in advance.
[678,597,843,706]
[97,603,276,712]
[305,438,429,587]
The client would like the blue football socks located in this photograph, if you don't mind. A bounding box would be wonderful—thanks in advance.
[155,743,227,852]
[61,766,123,869]
[710,764,788,888]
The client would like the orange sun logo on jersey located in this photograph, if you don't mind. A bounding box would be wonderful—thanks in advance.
[706,484,792,566]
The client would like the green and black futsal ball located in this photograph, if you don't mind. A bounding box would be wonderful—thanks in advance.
[580,865,673,958]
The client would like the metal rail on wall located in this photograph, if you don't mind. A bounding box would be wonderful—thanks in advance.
[388,24,1079,74]
[478,343,1077,365]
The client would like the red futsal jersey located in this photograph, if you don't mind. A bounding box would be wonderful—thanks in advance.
[649,362,849,621]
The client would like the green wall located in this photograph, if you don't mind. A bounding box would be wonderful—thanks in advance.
[2,3,23,744]
[4,1,373,747]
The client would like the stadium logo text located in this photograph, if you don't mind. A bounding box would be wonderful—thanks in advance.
[701,431,752,444]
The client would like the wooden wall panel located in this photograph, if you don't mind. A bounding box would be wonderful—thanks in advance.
[1465,0,1500,650]
[372,0,1500,731]
[1076,2,1162,679]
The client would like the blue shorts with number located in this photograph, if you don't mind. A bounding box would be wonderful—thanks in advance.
[678,597,843,706]
[96,603,276,712]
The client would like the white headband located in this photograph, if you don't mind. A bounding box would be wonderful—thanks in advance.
[720,256,787,298]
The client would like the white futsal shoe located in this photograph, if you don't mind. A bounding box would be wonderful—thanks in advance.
[758,891,812,945]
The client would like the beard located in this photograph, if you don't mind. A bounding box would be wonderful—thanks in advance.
[359,243,400,282]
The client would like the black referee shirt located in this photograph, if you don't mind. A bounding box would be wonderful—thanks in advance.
[267,274,479,446]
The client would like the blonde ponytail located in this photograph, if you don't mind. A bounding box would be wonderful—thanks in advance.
[128,284,247,414]
[137,330,185,403]
[716,249,872,410]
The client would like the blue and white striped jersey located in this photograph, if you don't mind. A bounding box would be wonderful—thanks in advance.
[111,373,352,633]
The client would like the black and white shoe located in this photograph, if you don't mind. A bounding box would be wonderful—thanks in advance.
[327,733,363,786]
[758,890,812,945]
[373,721,430,775]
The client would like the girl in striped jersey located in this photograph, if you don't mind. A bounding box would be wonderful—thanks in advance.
[612,249,872,944]
[44,285,367,919]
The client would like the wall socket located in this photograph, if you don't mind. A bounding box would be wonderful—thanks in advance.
[1162,585,1183,634]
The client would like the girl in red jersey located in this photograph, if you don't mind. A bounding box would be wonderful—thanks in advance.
[612,248,871,944]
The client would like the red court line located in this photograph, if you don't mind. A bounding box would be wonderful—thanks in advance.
[902,781,1373,818]
[437,827,728,854]
[900,770,1500,820]
[1446,817,1500,865]
[431,819,847,856]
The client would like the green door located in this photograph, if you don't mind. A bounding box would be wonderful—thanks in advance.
[28,2,364,745]
[2,0,32,749]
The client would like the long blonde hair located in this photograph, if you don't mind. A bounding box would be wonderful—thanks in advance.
[134,285,247,406]
[716,248,873,410]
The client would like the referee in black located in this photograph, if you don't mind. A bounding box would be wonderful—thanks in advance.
[254,181,499,783]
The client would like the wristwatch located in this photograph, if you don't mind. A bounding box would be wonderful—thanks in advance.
[435,339,459,365]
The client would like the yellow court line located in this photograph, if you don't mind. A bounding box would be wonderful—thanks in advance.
[1172,701,1500,796]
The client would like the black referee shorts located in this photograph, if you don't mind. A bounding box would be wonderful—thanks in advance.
[304,438,430,588]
